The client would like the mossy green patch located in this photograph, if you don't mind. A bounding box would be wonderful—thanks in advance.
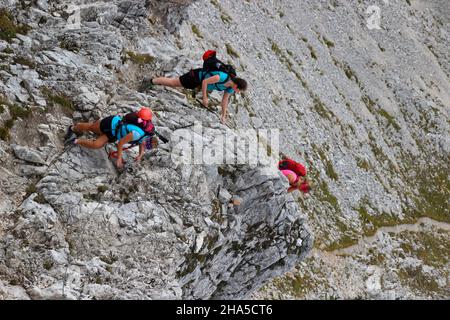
[316,147,338,180]
[221,14,232,24]
[378,109,400,130]
[25,183,37,197]
[33,193,47,204]
[60,38,79,52]
[225,43,239,58]
[0,9,31,42]
[317,180,339,209]
[97,185,108,193]
[397,266,440,293]
[355,197,401,236]
[43,260,53,270]
[191,24,203,38]
[9,104,32,120]
[13,56,36,69]
[268,38,305,85]
[343,64,359,84]
[270,40,282,56]
[0,102,32,140]
[125,51,155,65]
[399,230,449,268]
[361,95,376,112]
[2,47,13,54]
[411,165,450,223]
[210,0,220,8]
[323,37,335,48]
[41,87,74,112]
[356,157,371,170]
[176,252,208,278]
[0,126,9,140]
[308,45,317,60]
[312,96,334,121]
[325,233,358,251]
[367,132,392,168]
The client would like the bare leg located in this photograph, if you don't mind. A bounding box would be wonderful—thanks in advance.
[152,77,182,88]
[76,134,109,149]
[281,170,298,184]
[73,120,102,135]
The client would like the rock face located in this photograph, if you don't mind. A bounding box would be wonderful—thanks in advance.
[0,0,449,300]
[0,0,311,299]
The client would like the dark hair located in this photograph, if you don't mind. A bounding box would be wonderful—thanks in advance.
[231,77,248,91]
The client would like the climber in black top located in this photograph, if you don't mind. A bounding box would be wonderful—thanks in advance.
[139,50,247,124]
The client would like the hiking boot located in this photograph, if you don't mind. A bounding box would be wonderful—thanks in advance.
[64,126,77,145]
[138,77,154,92]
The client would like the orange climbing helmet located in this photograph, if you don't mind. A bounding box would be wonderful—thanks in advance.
[137,107,152,121]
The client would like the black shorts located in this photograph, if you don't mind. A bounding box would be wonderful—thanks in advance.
[179,68,202,89]
[100,116,118,143]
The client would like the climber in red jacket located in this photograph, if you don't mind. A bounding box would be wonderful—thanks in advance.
[278,156,311,194]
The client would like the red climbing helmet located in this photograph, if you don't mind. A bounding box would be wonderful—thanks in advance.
[202,50,216,61]
[137,107,152,121]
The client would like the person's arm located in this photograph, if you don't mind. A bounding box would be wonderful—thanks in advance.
[135,141,146,162]
[220,91,231,123]
[116,132,134,168]
[201,75,220,107]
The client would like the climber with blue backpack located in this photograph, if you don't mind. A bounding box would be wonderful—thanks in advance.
[64,107,159,169]
[140,50,248,124]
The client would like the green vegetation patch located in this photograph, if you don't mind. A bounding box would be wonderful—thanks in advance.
[13,56,36,69]
[41,87,74,112]
[399,230,449,268]
[0,9,31,42]
[308,45,317,60]
[0,98,32,141]
[411,165,450,223]
[312,96,334,121]
[323,36,335,48]
[367,132,392,168]
[9,104,32,119]
[356,157,371,170]
[268,38,306,84]
[221,14,232,24]
[191,24,203,38]
[378,108,400,130]
[60,38,79,52]
[225,43,240,58]
[0,124,10,140]
[316,180,339,210]
[125,51,155,65]
[397,266,440,293]
[343,64,359,83]
[316,146,339,181]
[2,47,13,54]
[97,185,108,193]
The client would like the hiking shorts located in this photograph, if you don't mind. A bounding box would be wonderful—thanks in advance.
[100,116,118,143]
[179,68,201,89]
